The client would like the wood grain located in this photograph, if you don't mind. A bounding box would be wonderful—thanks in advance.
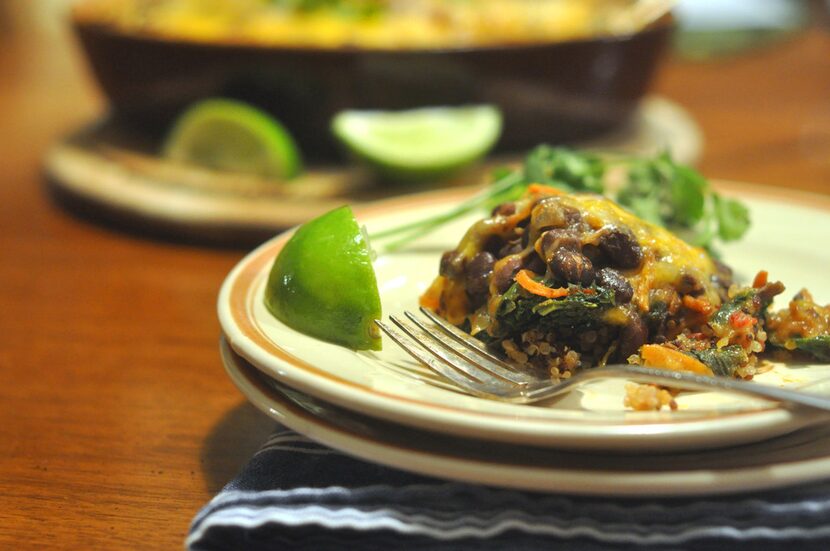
[1,2,829,548]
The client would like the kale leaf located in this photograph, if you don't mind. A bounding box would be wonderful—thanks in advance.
[495,282,615,338]
[792,336,830,362]
[709,288,757,331]
[691,345,747,377]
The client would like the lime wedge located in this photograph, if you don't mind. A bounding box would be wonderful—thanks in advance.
[264,206,382,350]
[163,98,302,179]
[331,105,502,182]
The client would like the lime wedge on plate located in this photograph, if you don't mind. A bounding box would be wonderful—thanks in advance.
[163,98,302,179]
[264,205,382,351]
[331,105,502,182]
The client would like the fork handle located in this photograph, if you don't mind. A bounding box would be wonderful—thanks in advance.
[550,365,830,413]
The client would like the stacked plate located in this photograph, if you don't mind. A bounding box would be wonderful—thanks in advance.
[218,183,830,497]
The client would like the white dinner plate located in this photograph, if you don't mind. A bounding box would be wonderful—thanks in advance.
[221,337,830,497]
[218,182,830,451]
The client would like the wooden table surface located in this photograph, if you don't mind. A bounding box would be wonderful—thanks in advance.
[1,3,829,549]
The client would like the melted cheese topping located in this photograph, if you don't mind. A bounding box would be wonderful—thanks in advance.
[565,194,715,278]
[559,194,720,309]
[448,192,721,314]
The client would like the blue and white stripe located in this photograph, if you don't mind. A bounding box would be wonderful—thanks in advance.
[187,431,830,549]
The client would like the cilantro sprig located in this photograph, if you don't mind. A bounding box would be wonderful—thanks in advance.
[372,145,751,254]
[616,152,750,250]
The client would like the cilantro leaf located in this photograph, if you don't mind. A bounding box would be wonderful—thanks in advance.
[614,151,748,254]
[618,152,707,229]
[523,145,605,193]
[713,193,751,241]
[670,164,707,225]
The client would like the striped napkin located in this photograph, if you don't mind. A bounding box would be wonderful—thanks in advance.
[188,427,830,550]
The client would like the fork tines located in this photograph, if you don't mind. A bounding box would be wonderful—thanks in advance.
[374,308,535,398]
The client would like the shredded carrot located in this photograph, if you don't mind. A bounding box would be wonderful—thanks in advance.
[515,269,569,299]
[753,270,768,288]
[682,295,714,316]
[640,344,714,376]
[527,183,565,197]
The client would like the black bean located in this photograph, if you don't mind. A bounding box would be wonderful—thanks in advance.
[439,251,464,278]
[758,281,785,304]
[493,255,523,293]
[563,206,583,227]
[550,249,595,286]
[676,274,703,296]
[490,202,516,217]
[595,267,633,304]
[581,244,606,266]
[712,259,734,291]
[465,252,495,299]
[519,227,530,249]
[498,238,523,258]
[530,198,566,230]
[711,277,730,303]
[522,252,547,274]
[599,227,643,269]
[483,235,504,255]
[618,313,648,359]
[539,229,581,262]
[714,259,733,279]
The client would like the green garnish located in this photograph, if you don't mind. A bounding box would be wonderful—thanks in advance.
[616,152,750,251]
[371,146,751,254]
[522,145,605,194]
[370,170,524,251]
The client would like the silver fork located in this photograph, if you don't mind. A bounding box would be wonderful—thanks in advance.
[374,307,830,412]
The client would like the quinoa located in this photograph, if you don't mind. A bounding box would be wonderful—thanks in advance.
[624,383,677,411]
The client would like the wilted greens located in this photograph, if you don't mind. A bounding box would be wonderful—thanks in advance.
[493,281,615,338]
[691,345,747,377]
[791,336,830,362]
